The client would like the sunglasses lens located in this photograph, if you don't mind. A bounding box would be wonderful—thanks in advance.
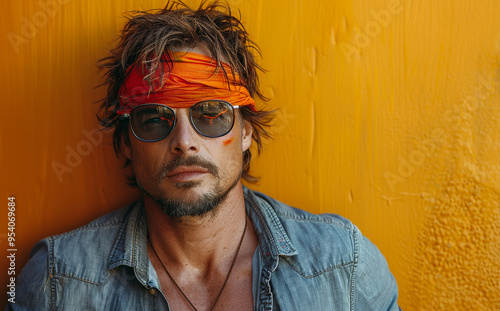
[130,105,175,141]
[190,100,235,137]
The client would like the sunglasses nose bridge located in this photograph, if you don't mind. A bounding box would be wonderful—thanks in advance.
[171,108,193,133]
[167,108,201,153]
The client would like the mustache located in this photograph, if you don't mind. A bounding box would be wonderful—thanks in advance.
[158,156,220,180]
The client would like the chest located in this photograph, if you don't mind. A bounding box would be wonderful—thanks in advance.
[156,264,254,311]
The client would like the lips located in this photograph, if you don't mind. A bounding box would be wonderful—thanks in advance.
[165,166,210,181]
[158,156,220,182]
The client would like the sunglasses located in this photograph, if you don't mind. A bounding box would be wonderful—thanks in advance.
[122,100,239,142]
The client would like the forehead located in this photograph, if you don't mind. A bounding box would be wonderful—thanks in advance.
[170,45,210,57]
[170,44,229,64]
[131,101,236,113]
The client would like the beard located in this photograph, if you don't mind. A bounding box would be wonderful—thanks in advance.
[138,155,242,218]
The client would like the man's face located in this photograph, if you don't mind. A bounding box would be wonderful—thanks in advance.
[123,107,253,218]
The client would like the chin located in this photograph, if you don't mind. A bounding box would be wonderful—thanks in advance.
[156,177,241,218]
[172,180,203,190]
[155,190,226,218]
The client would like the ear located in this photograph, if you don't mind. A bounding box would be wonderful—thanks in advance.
[241,120,253,152]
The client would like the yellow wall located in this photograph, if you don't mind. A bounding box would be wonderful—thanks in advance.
[1,0,499,309]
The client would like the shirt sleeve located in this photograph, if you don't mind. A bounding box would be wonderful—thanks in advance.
[353,229,401,310]
[5,239,53,310]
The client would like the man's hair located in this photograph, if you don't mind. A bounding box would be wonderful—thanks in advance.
[98,0,274,183]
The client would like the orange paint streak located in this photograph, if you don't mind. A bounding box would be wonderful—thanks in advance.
[203,108,228,124]
[223,137,234,146]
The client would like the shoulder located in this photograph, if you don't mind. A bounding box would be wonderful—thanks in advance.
[245,188,358,273]
[246,187,356,253]
[10,202,139,309]
[43,202,138,276]
[50,201,136,241]
[244,187,400,309]
[247,186,395,268]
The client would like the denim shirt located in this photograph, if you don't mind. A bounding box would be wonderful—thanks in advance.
[8,187,400,310]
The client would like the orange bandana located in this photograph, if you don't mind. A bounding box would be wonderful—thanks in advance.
[117,52,255,114]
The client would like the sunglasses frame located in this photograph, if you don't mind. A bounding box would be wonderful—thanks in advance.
[122,100,240,142]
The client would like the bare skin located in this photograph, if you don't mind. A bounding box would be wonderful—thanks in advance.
[146,192,258,311]
[123,45,257,310]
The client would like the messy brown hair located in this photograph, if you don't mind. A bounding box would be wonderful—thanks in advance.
[98,0,274,183]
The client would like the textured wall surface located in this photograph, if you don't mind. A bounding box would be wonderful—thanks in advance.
[1,0,499,309]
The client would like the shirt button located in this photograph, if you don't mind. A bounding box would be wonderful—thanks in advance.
[149,288,157,295]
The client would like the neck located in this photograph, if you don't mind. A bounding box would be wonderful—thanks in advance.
[145,183,250,269]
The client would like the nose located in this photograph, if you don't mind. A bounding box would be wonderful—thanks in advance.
[168,108,200,155]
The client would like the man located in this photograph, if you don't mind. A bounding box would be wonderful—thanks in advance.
[10,1,400,310]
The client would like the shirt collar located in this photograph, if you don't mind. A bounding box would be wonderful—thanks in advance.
[243,186,298,259]
[107,201,150,285]
[106,187,298,281]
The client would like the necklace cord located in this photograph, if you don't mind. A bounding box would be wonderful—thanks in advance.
[148,217,248,311]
